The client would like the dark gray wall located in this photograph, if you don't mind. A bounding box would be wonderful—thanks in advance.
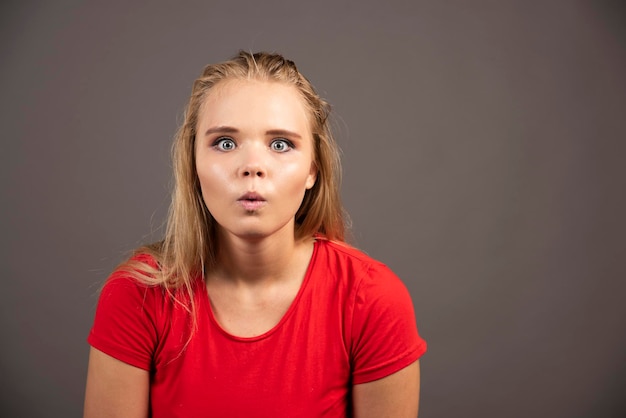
[1,0,625,416]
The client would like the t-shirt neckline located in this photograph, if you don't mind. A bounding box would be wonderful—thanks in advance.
[202,239,321,343]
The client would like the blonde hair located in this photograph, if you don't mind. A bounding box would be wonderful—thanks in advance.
[121,51,346,308]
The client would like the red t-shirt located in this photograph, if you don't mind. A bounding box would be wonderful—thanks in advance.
[88,238,427,417]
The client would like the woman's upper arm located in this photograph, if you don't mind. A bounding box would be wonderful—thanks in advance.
[84,347,150,418]
[352,360,421,418]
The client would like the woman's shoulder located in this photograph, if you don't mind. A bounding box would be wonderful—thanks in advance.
[314,237,398,285]
[98,258,163,313]
[105,251,160,287]
[316,236,386,268]
[102,245,204,307]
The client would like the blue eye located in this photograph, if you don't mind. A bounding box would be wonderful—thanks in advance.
[214,137,236,151]
[270,139,292,152]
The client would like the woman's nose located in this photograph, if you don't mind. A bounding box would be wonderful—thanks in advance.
[241,165,265,177]
[239,144,266,178]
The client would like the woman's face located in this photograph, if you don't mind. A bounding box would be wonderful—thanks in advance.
[195,79,317,242]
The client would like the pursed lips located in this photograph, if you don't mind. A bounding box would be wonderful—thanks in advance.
[237,192,266,211]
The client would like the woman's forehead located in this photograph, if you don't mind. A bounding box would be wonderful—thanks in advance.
[197,79,313,133]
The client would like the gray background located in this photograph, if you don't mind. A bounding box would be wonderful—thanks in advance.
[1,0,625,416]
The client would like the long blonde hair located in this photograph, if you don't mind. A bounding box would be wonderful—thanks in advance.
[121,51,346,307]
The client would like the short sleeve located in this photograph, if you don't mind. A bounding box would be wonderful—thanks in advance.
[350,263,427,384]
[87,274,160,371]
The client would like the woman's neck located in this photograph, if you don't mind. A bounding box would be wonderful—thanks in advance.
[212,228,313,286]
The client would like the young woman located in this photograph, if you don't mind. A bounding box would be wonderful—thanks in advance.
[84,51,427,417]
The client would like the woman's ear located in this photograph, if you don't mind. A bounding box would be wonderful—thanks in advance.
[305,162,318,190]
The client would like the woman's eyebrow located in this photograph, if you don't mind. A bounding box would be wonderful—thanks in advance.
[265,129,302,139]
[204,126,239,136]
[203,127,302,139]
